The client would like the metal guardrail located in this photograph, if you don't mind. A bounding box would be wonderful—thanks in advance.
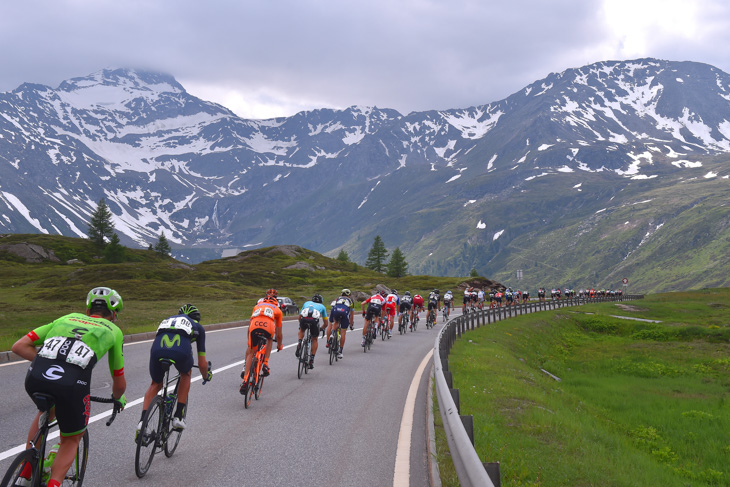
[433,294,644,487]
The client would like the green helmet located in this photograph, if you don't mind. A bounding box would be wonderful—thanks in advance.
[179,303,201,322]
[86,287,123,313]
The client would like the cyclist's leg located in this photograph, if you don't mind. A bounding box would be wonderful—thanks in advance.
[49,432,84,484]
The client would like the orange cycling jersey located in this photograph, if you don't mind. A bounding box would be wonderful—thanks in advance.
[248,302,283,348]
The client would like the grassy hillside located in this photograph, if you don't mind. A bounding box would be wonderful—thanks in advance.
[0,234,486,352]
[439,288,730,486]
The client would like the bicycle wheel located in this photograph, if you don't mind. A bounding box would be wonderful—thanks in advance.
[244,359,256,408]
[329,333,336,365]
[0,449,38,487]
[164,395,183,458]
[135,396,162,478]
[64,429,89,485]
[254,363,264,400]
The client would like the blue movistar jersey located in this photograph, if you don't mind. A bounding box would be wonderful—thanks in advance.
[301,301,328,318]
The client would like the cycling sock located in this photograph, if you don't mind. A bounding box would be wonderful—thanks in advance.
[47,480,61,487]
[175,402,186,419]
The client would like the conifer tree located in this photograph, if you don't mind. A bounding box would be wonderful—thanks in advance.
[103,233,125,263]
[365,235,388,273]
[387,247,408,277]
[154,232,172,256]
[336,249,350,263]
[88,198,115,247]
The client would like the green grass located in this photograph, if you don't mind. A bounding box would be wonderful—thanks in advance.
[0,234,483,351]
[439,290,730,486]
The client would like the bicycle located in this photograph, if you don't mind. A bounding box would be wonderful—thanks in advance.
[410,311,418,332]
[135,359,211,478]
[1,394,121,487]
[363,319,376,353]
[426,309,436,329]
[243,336,268,407]
[380,317,389,341]
[298,326,312,379]
[398,312,408,335]
[328,326,341,365]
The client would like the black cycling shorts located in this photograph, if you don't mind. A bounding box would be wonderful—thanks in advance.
[330,308,350,329]
[428,301,439,311]
[149,331,194,383]
[365,304,382,321]
[399,302,412,313]
[25,356,94,437]
[299,316,321,336]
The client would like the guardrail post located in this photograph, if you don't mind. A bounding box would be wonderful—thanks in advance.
[451,388,460,413]
[443,369,453,388]
[484,462,501,487]
[461,414,475,445]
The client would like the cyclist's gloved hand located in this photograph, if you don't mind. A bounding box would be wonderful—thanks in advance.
[277,343,283,351]
[205,370,213,383]
[116,394,127,411]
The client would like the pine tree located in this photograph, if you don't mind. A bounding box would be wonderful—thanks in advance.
[88,198,115,247]
[154,232,172,256]
[103,233,126,263]
[387,247,408,277]
[336,249,350,263]
[365,235,389,273]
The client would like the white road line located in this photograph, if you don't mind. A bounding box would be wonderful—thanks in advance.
[393,349,433,486]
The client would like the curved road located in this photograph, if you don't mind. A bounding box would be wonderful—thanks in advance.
[0,311,459,486]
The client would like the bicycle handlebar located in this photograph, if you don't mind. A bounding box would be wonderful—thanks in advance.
[89,395,122,426]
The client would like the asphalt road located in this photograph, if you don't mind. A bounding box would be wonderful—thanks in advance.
[0,310,458,486]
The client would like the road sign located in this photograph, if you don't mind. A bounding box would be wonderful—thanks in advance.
[622,278,628,284]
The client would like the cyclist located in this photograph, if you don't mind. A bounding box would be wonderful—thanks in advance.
[462,287,472,313]
[411,293,424,328]
[538,287,546,302]
[399,291,413,326]
[477,288,485,309]
[488,288,496,308]
[296,294,328,369]
[240,290,283,395]
[10,287,127,487]
[494,289,503,307]
[361,291,385,347]
[427,289,441,325]
[137,304,211,435]
[443,290,454,318]
[384,289,399,337]
[326,289,355,359]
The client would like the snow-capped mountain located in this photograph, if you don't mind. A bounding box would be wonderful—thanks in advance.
[1,60,730,290]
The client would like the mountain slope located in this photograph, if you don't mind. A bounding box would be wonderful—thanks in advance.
[1,60,730,292]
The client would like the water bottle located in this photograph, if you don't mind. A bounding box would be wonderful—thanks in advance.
[43,444,59,479]
[165,394,175,415]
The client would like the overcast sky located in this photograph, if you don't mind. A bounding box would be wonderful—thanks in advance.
[1,0,728,120]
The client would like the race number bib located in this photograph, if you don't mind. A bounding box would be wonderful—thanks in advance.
[252,307,275,319]
[157,316,193,336]
[65,341,95,369]
[37,336,66,360]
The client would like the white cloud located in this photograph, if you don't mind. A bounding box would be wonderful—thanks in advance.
[0,1,729,119]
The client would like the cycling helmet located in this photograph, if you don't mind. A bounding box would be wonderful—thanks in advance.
[405,291,410,296]
[263,296,279,306]
[312,293,323,304]
[179,303,201,322]
[86,287,123,313]
[380,290,387,297]
[266,288,278,298]
[392,289,398,295]
[433,289,439,294]
[341,288,351,296]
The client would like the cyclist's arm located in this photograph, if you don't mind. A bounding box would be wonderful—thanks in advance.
[12,322,56,361]
[194,323,209,376]
[274,308,284,349]
[11,334,38,361]
[109,327,126,400]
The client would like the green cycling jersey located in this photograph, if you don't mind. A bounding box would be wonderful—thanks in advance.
[28,312,125,377]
